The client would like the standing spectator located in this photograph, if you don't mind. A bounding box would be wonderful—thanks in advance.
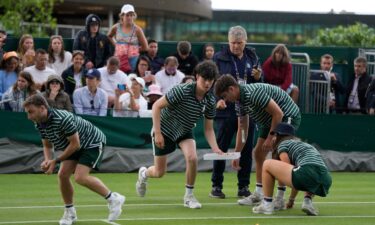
[42,75,72,112]
[134,55,155,88]
[346,56,372,114]
[0,51,21,100]
[252,123,331,216]
[366,77,375,115]
[155,56,185,94]
[1,71,38,112]
[174,41,199,75]
[23,94,125,224]
[73,68,108,116]
[62,50,87,102]
[319,54,346,113]
[113,76,147,117]
[73,14,112,69]
[262,44,299,103]
[214,75,301,208]
[211,25,261,199]
[201,43,215,61]
[107,4,148,73]
[145,39,164,74]
[24,49,56,91]
[17,34,35,69]
[0,30,7,62]
[47,35,72,76]
[98,56,129,107]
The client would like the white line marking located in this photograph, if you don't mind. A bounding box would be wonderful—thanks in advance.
[1,215,375,224]
[102,219,121,225]
[0,201,374,209]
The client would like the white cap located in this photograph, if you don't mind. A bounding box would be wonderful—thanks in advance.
[132,77,145,88]
[121,4,135,14]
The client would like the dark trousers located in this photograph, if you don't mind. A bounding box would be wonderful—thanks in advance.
[211,116,255,189]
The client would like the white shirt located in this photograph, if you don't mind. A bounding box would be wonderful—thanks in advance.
[47,51,72,76]
[24,66,56,84]
[155,69,185,94]
[113,93,148,117]
[98,67,129,97]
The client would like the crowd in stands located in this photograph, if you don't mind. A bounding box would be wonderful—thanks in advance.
[0,3,374,116]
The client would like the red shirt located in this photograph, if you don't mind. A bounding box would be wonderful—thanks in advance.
[262,56,292,91]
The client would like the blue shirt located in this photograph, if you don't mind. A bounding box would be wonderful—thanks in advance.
[73,86,108,116]
[0,70,17,100]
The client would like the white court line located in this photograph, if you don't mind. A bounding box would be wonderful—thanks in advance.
[0,201,374,209]
[102,219,121,225]
[1,215,375,224]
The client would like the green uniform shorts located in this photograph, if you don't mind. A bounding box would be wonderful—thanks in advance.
[153,132,194,156]
[66,142,104,170]
[291,164,332,197]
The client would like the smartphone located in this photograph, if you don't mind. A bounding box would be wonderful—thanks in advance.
[145,70,151,76]
[117,84,126,91]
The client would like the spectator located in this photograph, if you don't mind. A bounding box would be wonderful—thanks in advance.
[319,54,345,113]
[17,34,35,69]
[0,51,21,100]
[73,68,108,116]
[262,44,299,103]
[211,25,262,199]
[366,77,375,115]
[113,76,147,117]
[145,84,163,110]
[23,49,56,91]
[47,35,72,76]
[181,75,195,84]
[134,55,155,88]
[73,14,112,69]
[62,50,87,102]
[42,75,72,112]
[155,56,185,94]
[346,56,372,114]
[1,71,38,112]
[98,56,129,107]
[174,41,199,75]
[107,4,148,73]
[145,39,164,74]
[0,30,7,62]
[201,43,215,61]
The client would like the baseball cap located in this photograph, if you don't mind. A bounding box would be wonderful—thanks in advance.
[86,69,101,79]
[89,16,99,25]
[270,123,295,136]
[121,4,135,14]
[3,51,19,61]
[132,77,145,88]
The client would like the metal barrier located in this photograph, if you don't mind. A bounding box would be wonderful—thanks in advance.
[359,49,375,76]
[291,53,310,113]
[309,70,331,114]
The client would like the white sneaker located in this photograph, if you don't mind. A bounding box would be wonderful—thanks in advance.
[274,197,286,211]
[107,192,126,221]
[252,201,274,215]
[59,207,77,225]
[238,192,263,206]
[301,198,318,216]
[184,194,202,209]
[136,167,147,197]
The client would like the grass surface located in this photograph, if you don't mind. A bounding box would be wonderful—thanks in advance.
[0,172,374,225]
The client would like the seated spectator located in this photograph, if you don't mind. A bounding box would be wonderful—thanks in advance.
[42,75,72,112]
[181,75,195,84]
[73,69,108,116]
[319,54,345,113]
[0,51,21,100]
[201,43,215,61]
[98,56,129,107]
[174,40,199,75]
[155,56,185,94]
[47,35,72,76]
[145,39,164,74]
[62,50,87,101]
[263,44,299,103]
[113,76,147,117]
[346,56,372,114]
[0,30,7,62]
[17,34,35,69]
[366,77,375,115]
[135,55,155,88]
[145,84,163,110]
[24,49,56,91]
[1,71,38,112]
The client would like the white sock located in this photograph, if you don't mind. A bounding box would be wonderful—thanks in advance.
[276,186,286,199]
[141,168,148,180]
[255,183,263,194]
[185,185,194,196]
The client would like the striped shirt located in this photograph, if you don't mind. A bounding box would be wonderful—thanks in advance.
[36,108,106,151]
[161,82,216,141]
[277,139,327,168]
[238,83,300,128]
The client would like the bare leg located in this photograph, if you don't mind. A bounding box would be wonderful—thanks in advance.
[58,160,78,204]
[74,164,110,197]
[262,159,294,198]
[179,139,198,186]
[290,86,299,104]
[146,155,168,178]
[253,138,267,183]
